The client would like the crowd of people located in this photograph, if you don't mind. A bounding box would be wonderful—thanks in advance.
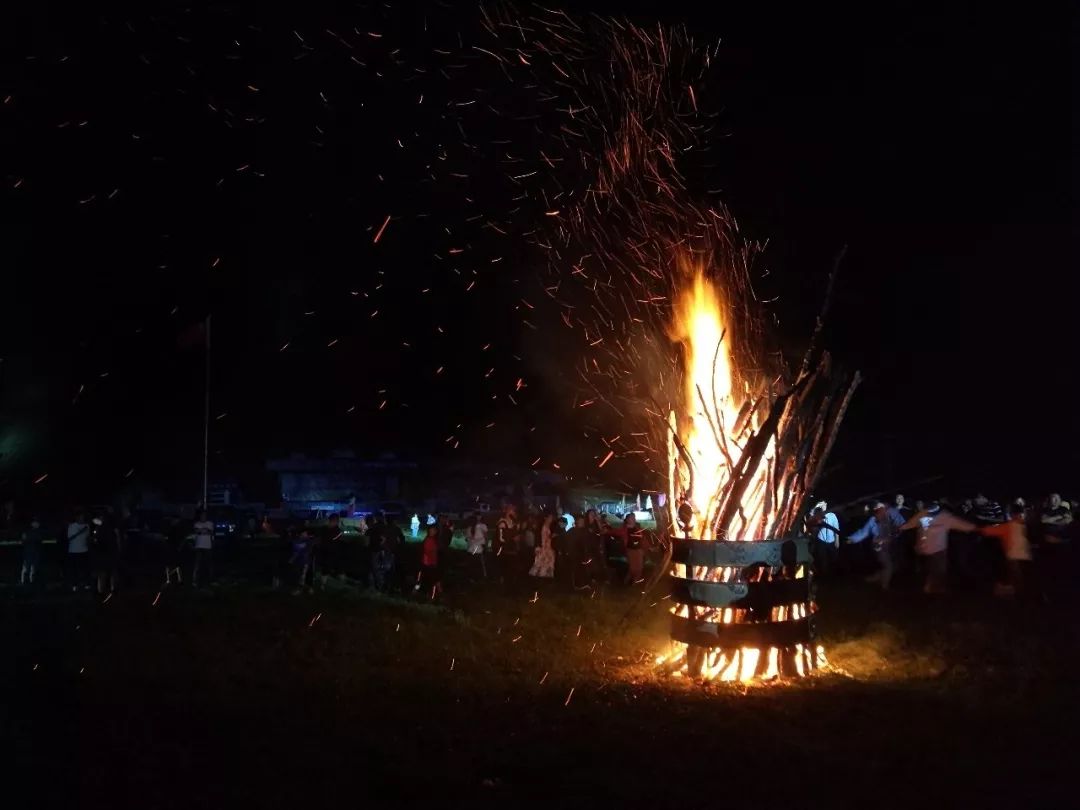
[6,491,1075,603]
[806,492,1075,599]
[5,502,662,601]
[361,506,656,599]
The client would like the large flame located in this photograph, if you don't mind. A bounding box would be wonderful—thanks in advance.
[668,268,777,541]
[663,267,823,682]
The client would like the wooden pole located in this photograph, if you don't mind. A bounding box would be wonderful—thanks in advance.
[202,314,211,509]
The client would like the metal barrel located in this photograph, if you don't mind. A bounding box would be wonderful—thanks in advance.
[669,537,818,677]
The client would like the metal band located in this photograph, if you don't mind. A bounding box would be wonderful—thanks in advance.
[668,576,812,609]
[671,537,812,568]
[670,614,815,648]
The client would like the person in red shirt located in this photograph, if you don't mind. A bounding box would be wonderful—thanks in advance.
[418,525,442,598]
[606,513,649,585]
[978,505,1032,598]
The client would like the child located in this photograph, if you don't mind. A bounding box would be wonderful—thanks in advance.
[979,506,1031,597]
[418,525,441,598]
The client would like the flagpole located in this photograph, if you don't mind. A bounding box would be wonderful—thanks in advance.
[202,314,211,509]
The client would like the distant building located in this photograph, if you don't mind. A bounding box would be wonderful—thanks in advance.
[265,450,568,516]
[267,451,415,515]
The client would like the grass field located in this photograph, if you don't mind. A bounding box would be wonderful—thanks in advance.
[1,555,1075,808]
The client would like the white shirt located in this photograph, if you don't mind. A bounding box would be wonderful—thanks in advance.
[67,522,90,554]
[194,520,214,550]
[468,523,488,554]
[816,512,840,544]
[562,513,576,530]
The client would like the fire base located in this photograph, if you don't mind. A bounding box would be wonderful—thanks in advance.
[665,537,822,681]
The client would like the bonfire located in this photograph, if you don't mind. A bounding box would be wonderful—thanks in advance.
[661,257,859,681]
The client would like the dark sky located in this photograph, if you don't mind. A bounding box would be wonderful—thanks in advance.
[1,1,1073,504]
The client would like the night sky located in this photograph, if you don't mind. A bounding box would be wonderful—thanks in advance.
[1,2,1072,504]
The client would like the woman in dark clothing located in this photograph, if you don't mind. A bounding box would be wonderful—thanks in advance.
[163,517,185,586]
[20,518,44,585]
[436,515,455,583]
[583,509,609,586]
[92,513,121,594]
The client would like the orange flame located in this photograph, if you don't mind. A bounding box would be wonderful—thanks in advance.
[668,266,777,541]
[662,266,825,682]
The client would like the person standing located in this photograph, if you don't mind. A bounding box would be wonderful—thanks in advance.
[973,493,1005,525]
[495,506,519,585]
[553,516,571,587]
[272,525,292,589]
[316,513,341,584]
[1040,493,1073,544]
[289,528,315,594]
[66,512,91,591]
[889,495,916,578]
[382,516,405,593]
[465,514,488,579]
[164,516,185,586]
[362,513,386,587]
[20,517,44,585]
[900,503,976,594]
[623,514,648,584]
[1037,494,1072,602]
[847,502,903,590]
[437,514,455,583]
[418,525,441,598]
[962,493,1006,586]
[192,510,214,587]
[365,514,384,589]
[807,501,840,577]
[605,513,646,585]
[91,512,121,595]
[522,517,537,552]
[582,509,608,586]
[529,513,556,580]
[561,516,586,589]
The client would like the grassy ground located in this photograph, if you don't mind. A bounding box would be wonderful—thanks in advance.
[1,554,1075,808]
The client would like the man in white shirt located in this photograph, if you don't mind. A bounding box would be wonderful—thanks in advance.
[468,519,489,554]
[462,516,489,579]
[808,501,840,577]
[192,510,214,587]
[67,513,91,591]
